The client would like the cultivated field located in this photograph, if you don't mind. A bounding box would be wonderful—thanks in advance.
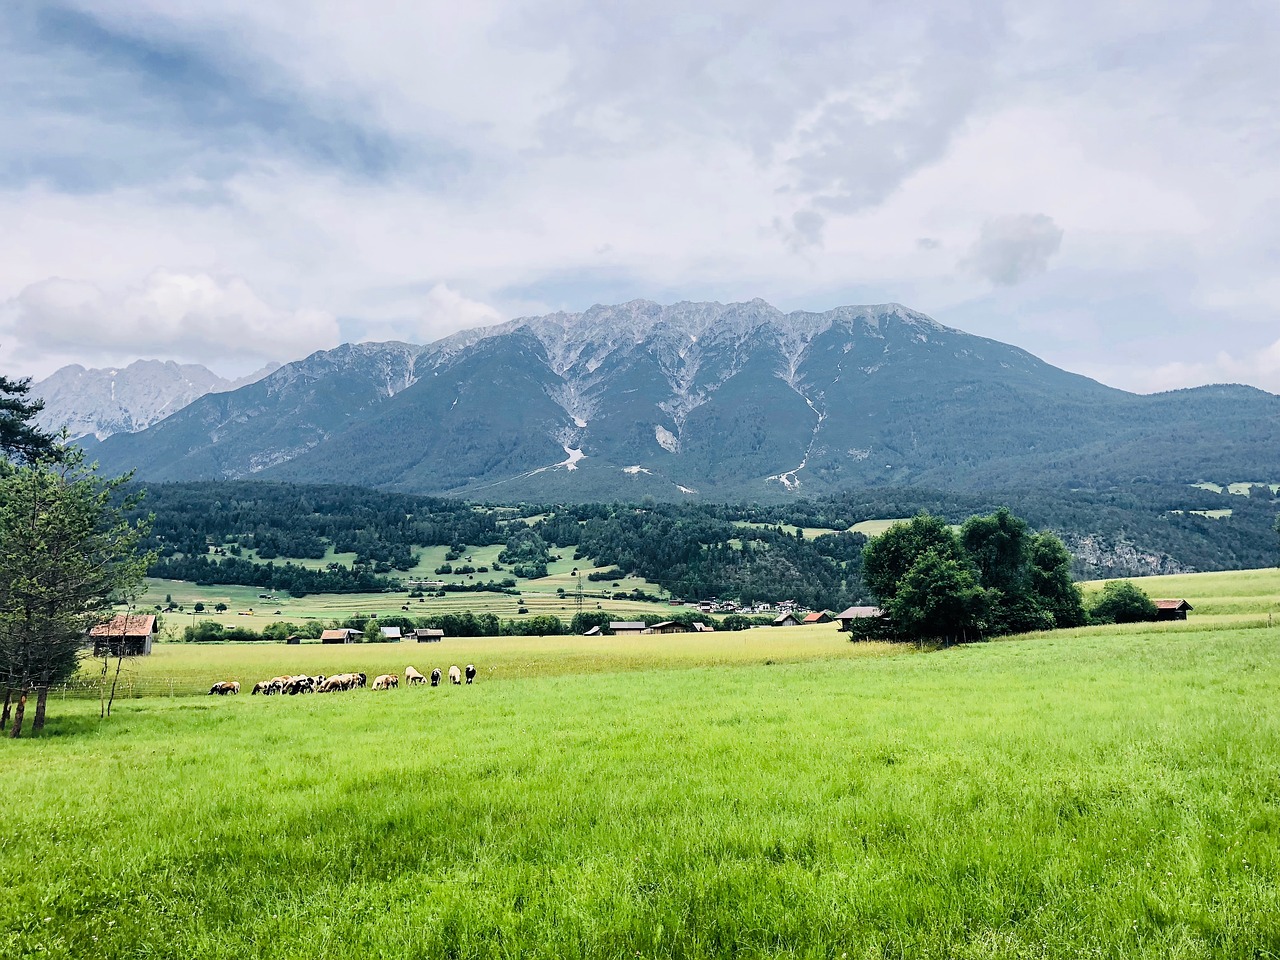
[5,571,1279,957]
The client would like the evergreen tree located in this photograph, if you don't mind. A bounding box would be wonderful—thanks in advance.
[0,373,58,463]
[0,447,152,736]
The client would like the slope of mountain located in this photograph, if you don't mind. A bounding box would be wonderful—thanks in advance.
[32,359,279,440]
[91,299,1280,499]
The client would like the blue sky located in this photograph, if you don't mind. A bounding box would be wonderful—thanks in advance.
[2,0,1279,393]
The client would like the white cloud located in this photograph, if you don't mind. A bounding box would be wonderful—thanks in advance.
[1,271,338,371]
[961,214,1065,286]
[416,284,503,341]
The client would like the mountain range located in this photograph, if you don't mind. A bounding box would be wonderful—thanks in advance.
[72,299,1279,500]
[32,359,278,442]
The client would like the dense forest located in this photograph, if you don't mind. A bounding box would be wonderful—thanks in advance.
[129,480,1279,608]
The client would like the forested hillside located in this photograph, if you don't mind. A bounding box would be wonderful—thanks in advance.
[129,480,1279,608]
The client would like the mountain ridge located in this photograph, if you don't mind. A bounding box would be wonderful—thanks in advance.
[88,299,1280,499]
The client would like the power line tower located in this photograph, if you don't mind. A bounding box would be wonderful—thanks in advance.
[575,569,584,616]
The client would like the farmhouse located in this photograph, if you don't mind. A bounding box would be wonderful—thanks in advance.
[1153,599,1194,621]
[414,628,445,642]
[320,628,362,644]
[88,614,156,657]
[803,611,833,624]
[609,621,646,635]
[772,612,802,627]
[648,620,688,634]
[835,606,886,631]
[379,626,403,641]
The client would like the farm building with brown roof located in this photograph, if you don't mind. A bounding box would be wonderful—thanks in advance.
[1153,599,1193,621]
[88,614,156,656]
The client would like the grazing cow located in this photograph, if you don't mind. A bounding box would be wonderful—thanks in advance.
[208,681,240,695]
[465,664,476,684]
[405,666,426,686]
[430,668,441,687]
[372,673,398,690]
[448,665,462,685]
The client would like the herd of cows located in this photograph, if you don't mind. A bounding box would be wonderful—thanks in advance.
[207,664,477,697]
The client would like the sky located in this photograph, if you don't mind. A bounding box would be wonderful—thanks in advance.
[2,0,1279,394]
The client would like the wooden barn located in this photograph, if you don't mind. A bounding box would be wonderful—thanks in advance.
[835,606,886,632]
[414,628,445,642]
[772,612,802,627]
[609,621,646,635]
[89,614,157,657]
[803,611,833,624]
[1153,599,1193,621]
[648,620,689,634]
[320,628,361,644]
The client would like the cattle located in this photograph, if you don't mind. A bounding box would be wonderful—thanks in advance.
[448,665,462,685]
[372,673,398,690]
[208,681,240,695]
[405,666,426,686]
[465,664,476,684]
[430,668,441,687]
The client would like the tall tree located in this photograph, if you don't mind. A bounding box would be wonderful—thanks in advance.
[960,507,1030,596]
[886,547,987,642]
[861,513,968,608]
[0,373,57,463]
[1028,532,1087,628]
[0,446,153,737]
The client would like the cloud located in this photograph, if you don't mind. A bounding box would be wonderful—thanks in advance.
[961,214,1064,286]
[416,283,503,341]
[1,271,339,367]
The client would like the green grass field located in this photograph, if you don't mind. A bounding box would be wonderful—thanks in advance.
[5,613,1279,958]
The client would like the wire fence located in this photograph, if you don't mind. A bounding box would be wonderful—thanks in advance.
[52,675,200,700]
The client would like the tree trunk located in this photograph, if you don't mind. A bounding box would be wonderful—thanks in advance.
[33,685,49,732]
[8,690,26,738]
[1,687,11,727]
[107,657,124,717]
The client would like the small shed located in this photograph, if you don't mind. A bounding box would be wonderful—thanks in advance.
[583,625,601,637]
[835,606,885,631]
[609,621,646,635]
[320,628,361,644]
[89,614,156,656]
[803,611,833,624]
[691,621,715,633]
[772,612,802,627]
[1153,599,1194,621]
[648,620,688,634]
[414,628,445,643]
[379,626,403,641]
[285,635,302,645]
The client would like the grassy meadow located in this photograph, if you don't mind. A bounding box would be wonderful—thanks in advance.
[4,576,1280,957]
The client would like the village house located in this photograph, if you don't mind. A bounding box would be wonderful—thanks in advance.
[89,614,157,657]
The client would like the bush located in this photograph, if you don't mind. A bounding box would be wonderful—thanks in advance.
[1089,581,1158,624]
